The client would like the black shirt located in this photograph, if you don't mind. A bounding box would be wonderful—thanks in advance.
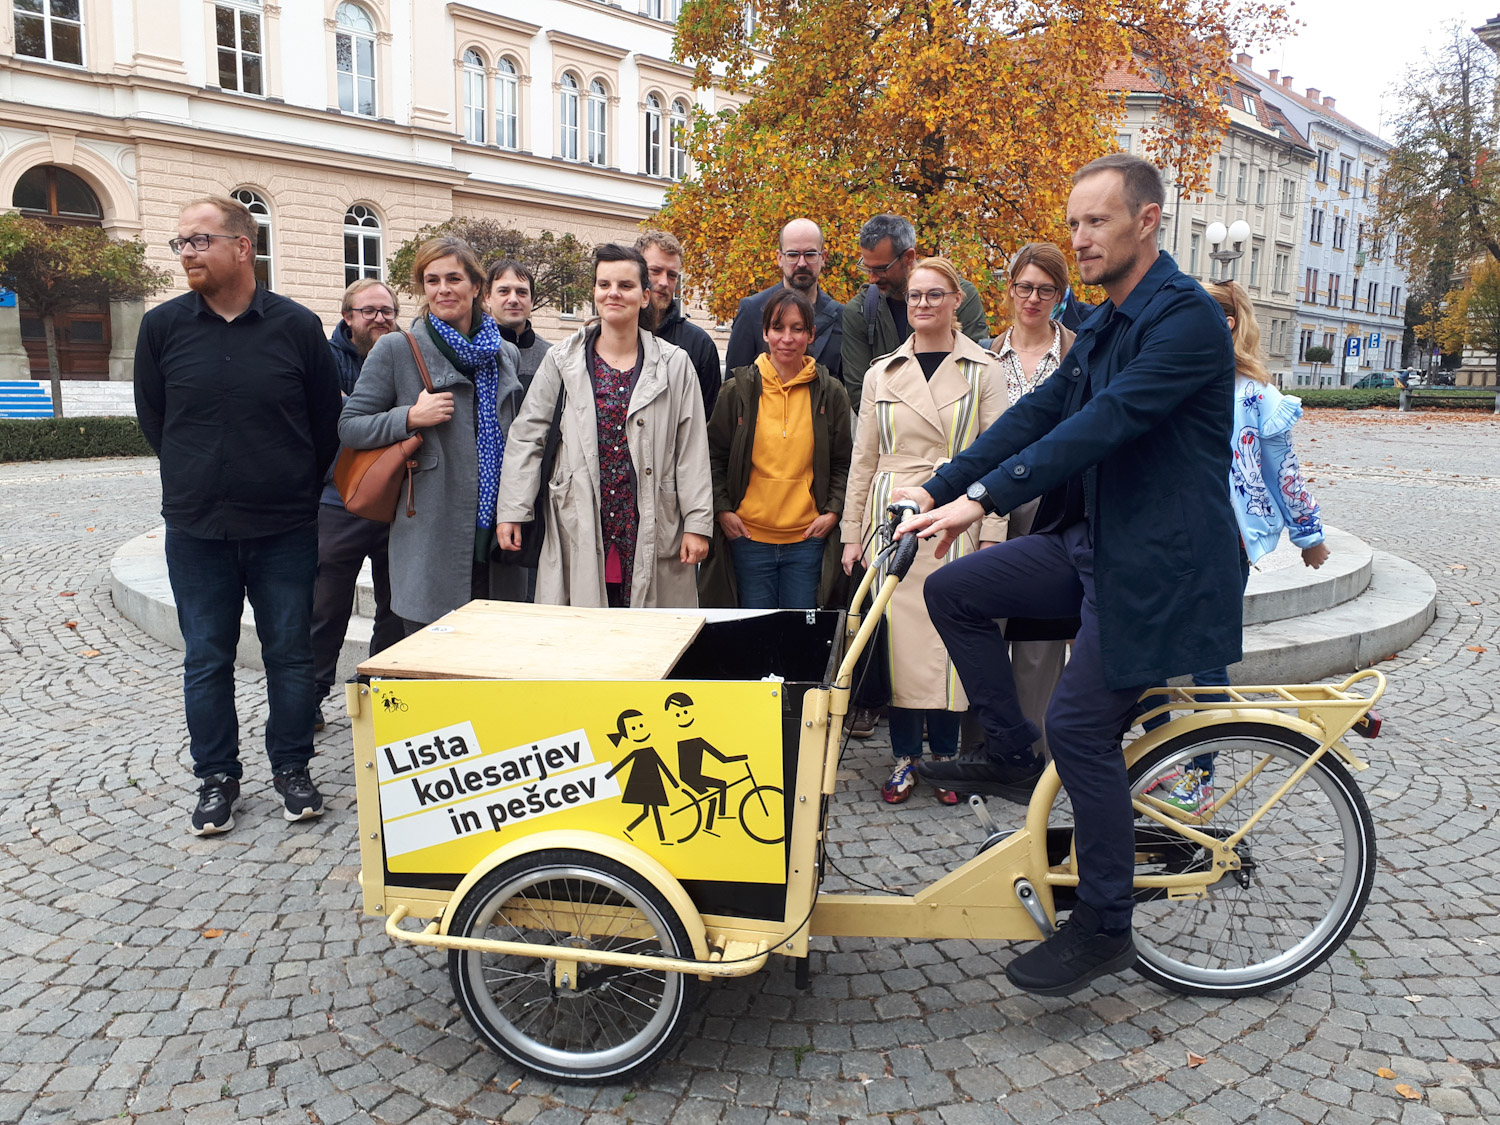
[915,351,946,381]
[134,287,342,539]
[888,296,910,340]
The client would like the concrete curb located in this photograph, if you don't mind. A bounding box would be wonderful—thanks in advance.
[109,524,1436,687]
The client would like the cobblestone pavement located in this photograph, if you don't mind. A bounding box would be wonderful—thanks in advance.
[1,408,1497,1125]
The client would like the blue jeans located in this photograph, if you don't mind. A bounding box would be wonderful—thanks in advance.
[166,523,319,780]
[888,707,960,761]
[728,536,825,609]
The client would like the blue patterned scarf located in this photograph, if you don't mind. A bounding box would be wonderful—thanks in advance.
[426,312,506,529]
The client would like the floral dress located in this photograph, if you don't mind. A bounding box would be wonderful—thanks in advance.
[591,349,638,601]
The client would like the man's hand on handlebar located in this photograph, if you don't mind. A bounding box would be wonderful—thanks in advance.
[895,497,987,559]
[889,486,934,513]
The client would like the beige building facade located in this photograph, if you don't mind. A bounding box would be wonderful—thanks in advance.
[0,0,739,382]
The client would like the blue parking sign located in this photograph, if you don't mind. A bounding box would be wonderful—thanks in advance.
[1345,337,1361,357]
[1368,332,1381,349]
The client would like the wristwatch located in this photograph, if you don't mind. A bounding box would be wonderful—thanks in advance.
[965,480,996,515]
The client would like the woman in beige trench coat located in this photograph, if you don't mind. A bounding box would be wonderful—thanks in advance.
[841,257,1008,806]
[495,244,713,608]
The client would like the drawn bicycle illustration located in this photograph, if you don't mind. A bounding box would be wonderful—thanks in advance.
[668,763,784,846]
[380,695,409,712]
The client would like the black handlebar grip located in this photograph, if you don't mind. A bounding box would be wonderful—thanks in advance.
[889,527,920,580]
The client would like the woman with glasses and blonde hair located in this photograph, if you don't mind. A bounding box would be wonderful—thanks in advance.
[841,256,1008,805]
[339,235,524,631]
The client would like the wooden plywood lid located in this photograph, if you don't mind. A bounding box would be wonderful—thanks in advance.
[357,600,707,682]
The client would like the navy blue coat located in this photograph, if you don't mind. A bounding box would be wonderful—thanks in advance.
[725,283,844,386]
[927,252,1242,690]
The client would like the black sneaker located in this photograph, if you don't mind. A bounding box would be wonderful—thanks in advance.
[190,774,240,836]
[273,766,324,822]
[313,704,326,732]
[1005,902,1137,997]
[918,755,1043,805]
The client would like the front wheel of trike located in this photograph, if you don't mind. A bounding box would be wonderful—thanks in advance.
[1126,723,1376,998]
[447,849,702,1083]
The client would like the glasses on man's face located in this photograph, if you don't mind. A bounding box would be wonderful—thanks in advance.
[351,306,397,321]
[859,259,900,277]
[906,289,957,306]
[1012,282,1060,301]
[167,233,241,254]
[780,249,822,262]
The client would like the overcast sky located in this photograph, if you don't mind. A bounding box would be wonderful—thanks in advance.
[1248,0,1498,139]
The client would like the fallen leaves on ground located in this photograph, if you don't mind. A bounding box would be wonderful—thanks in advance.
[63,621,76,630]
[1186,1053,1206,1068]
[1468,646,1488,653]
[1394,1084,1423,1100]
[1376,1067,1397,1079]
[59,591,75,597]
[201,929,224,939]
[1403,994,1425,1003]
[79,649,100,658]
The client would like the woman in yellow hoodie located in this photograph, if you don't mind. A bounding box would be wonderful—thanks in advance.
[701,289,852,609]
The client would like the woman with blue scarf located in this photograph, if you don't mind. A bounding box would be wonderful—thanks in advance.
[339,236,524,630]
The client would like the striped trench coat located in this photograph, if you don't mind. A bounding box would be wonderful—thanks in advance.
[840,333,1009,710]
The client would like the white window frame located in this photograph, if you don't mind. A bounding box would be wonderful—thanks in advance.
[644,94,663,177]
[214,0,264,95]
[669,98,690,180]
[11,0,84,66]
[344,204,382,287]
[559,71,580,161]
[496,57,519,150]
[231,187,273,289]
[335,2,377,117]
[586,79,608,167]
[462,49,487,144]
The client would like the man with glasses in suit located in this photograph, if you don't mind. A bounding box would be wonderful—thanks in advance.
[725,217,844,385]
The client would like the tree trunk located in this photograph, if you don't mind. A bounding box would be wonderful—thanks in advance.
[41,313,64,419]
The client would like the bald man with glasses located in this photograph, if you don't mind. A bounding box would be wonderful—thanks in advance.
[725,218,844,384]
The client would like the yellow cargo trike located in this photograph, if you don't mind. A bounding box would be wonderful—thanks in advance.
[348,506,1385,1084]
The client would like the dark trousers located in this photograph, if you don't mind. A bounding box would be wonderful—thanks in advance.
[888,707,960,761]
[728,536,825,609]
[311,503,403,700]
[924,521,1142,931]
[165,522,319,780]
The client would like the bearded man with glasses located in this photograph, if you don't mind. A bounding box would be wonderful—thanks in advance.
[725,217,844,384]
[307,278,407,733]
[134,195,342,837]
[840,214,989,407]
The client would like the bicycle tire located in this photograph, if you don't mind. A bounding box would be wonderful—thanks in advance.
[738,785,785,845]
[447,849,702,1083]
[1126,722,1376,997]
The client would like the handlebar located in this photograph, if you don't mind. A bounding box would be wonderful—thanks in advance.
[881,499,922,581]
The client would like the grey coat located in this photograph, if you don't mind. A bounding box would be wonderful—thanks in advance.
[337,317,523,624]
[495,326,713,608]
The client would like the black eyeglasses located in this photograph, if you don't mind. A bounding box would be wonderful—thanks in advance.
[167,233,242,254]
[905,289,957,306]
[1012,282,1061,301]
[859,259,900,277]
[350,306,397,321]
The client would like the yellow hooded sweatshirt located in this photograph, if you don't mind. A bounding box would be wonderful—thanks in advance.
[735,354,821,543]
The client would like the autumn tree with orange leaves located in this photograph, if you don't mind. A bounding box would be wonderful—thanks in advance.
[663,0,1290,326]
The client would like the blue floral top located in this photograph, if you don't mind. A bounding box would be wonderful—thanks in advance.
[1230,375,1324,564]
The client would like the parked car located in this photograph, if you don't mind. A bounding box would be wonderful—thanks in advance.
[1352,373,1395,389]
[1426,370,1456,386]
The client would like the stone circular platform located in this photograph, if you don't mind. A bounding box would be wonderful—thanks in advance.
[109,524,1435,686]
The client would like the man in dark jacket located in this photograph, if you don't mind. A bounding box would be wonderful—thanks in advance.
[134,195,341,836]
[485,258,551,394]
[309,278,405,731]
[899,155,1241,997]
[840,214,989,404]
[636,229,722,415]
[724,218,843,384]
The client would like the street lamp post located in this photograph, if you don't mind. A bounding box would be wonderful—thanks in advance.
[1206,219,1252,282]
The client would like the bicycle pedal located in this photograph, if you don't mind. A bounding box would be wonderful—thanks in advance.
[968,793,998,835]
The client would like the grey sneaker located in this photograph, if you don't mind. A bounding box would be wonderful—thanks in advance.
[273,766,324,822]
[190,774,240,836]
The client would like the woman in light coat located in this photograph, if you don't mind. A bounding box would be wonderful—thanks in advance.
[339,236,523,629]
[841,257,1008,805]
[495,244,712,607]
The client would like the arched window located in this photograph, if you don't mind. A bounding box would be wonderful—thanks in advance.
[13,0,84,65]
[13,166,101,223]
[495,57,519,150]
[462,49,486,144]
[669,98,690,180]
[214,0,263,95]
[643,95,663,178]
[335,2,377,116]
[344,205,382,286]
[230,188,273,288]
[586,80,608,167]
[13,166,107,379]
[558,72,580,161]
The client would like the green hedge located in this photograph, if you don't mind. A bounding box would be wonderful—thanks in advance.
[0,416,155,462]
[1296,388,1495,410]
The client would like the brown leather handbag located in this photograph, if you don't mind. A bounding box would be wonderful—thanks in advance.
[333,329,436,522]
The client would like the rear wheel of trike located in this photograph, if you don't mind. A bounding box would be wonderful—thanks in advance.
[447,849,702,1083]
[1126,723,1376,997]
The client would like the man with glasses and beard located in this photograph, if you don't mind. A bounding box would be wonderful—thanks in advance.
[840,214,989,405]
[308,278,406,732]
[725,217,844,385]
[134,195,341,837]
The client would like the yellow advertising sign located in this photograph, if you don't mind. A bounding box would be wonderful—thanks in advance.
[370,679,787,883]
